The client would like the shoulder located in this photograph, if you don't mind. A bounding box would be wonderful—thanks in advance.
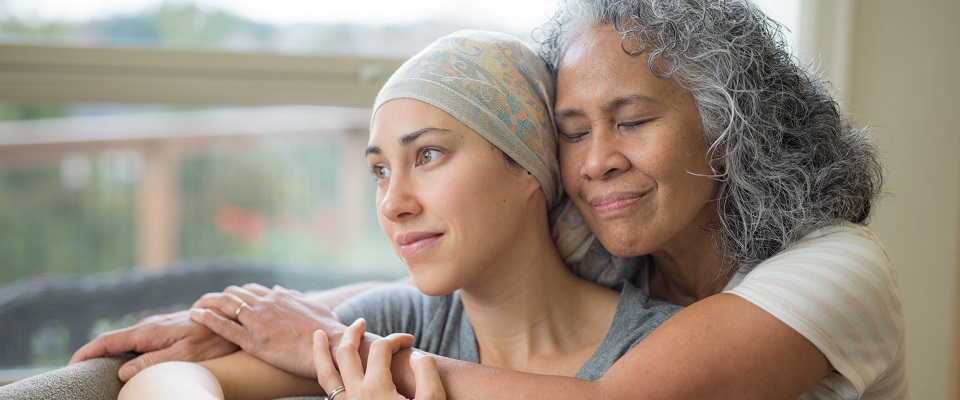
[611,282,683,347]
[575,282,682,381]
[334,284,455,336]
[726,222,906,396]
[729,222,899,294]
[334,284,424,317]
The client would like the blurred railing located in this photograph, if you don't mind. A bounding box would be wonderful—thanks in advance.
[0,44,406,281]
[0,105,375,270]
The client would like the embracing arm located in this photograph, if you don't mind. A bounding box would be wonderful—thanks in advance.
[388,294,829,400]
[304,280,408,309]
[386,225,903,399]
[70,280,399,381]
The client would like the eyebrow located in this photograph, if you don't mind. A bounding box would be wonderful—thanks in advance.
[365,127,453,156]
[554,94,658,120]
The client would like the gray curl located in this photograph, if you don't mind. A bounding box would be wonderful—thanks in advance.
[534,0,884,269]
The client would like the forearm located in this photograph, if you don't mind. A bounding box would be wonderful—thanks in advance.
[200,351,323,400]
[381,294,828,400]
[304,281,389,309]
[386,349,596,400]
[304,276,413,309]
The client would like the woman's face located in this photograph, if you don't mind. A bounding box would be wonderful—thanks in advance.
[554,25,718,258]
[367,98,541,296]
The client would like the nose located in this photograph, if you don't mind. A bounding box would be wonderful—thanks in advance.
[579,127,631,180]
[379,172,422,222]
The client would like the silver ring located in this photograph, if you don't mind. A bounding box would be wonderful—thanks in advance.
[327,385,346,400]
[234,301,249,319]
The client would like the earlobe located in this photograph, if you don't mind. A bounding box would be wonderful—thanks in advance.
[522,172,545,200]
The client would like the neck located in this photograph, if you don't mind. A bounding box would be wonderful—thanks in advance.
[648,208,735,306]
[459,210,619,376]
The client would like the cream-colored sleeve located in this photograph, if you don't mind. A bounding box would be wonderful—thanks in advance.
[726,222,908,399]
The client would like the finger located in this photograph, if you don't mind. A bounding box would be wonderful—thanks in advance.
[222,285,258,304]
[312,330,344,394]
[193,292,253,323]
[116,345,185,382]
[267,284,301,296]
[334,318,367,390]
[189,308,249,347]
[410,352,445,400]
[241,283,270,295]
[69,334,117,364]
[69,326,143,364]
[366,334,414,382]
[193,292,247,314]
[192,291,228,308]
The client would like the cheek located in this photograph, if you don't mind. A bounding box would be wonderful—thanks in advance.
[558,144,583,189]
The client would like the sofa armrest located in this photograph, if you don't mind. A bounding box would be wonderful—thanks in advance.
[0,354,133,400]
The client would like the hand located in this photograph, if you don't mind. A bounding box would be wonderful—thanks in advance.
[190,283,348,378]
[314,318,445,400]
[69,310,239,382]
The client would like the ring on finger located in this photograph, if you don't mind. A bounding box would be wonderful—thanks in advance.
[234,301,249,319]
[327,385,346,400]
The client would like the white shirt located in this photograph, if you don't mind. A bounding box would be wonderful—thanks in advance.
[725,222,908,399]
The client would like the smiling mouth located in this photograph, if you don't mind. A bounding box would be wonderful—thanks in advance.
[396,233,443,259]
[590,193,645,215]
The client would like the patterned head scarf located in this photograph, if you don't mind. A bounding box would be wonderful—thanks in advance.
[373,30,637,287]
[372,29,561,209]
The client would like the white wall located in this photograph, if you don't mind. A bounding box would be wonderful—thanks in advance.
[839,1,960,399]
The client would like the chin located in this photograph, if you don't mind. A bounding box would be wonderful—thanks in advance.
[410,274,457,297]
[595,230,649,258]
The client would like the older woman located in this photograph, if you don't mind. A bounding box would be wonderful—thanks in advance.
[70,0,905,398]
[532,0,906,397]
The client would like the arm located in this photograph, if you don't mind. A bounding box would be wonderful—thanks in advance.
[198,289,827,399]
[117,352,323,400]
[379,294,828,400]
[70,280,394,382]
[191,282,427,379]
[387,226,901,399]
[306,277,412,309]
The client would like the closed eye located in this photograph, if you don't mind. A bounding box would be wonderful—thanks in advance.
[558,130,589,142]
[618,119,651,130]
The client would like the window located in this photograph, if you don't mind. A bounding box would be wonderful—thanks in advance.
[0,0,802,378]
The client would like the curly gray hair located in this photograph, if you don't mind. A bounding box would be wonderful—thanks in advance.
[536,0,884,268]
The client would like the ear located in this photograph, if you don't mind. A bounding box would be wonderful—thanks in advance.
[519,170,546,203]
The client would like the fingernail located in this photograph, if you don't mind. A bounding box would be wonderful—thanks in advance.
[351,318,365,326]
[120,365,137,379]
[410,351,423,358]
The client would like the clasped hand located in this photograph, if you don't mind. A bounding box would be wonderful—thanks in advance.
[314,318,445,400]
[71,283,348,381]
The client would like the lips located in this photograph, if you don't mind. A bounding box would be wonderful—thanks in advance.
[395,231,443,259]
[589,192,646,215]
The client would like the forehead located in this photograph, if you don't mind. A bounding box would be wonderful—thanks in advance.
[555,25,683,111]
[368,98,492,152]
[370,99,459,140]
